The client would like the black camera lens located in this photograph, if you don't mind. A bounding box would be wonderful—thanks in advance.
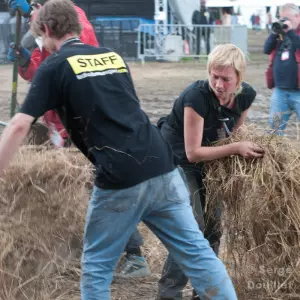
[271,17,289,34]
[282,23,288,29]
[272,22,282,34]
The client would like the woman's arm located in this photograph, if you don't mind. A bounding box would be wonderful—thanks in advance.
[184,107,264,162]
[184,107,239,162]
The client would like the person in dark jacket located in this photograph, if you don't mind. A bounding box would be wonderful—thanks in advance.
[264,3,300,134]
[192,0,213,56]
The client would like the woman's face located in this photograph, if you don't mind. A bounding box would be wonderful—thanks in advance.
[209,66,239,101]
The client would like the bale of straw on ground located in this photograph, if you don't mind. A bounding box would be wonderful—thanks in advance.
[0,147,92,300]
[0,146,170,300]
[204,125,300,300]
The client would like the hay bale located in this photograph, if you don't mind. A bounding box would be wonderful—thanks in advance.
[204,125,300,300]
[0,146,93,300]
[0,146,171,300]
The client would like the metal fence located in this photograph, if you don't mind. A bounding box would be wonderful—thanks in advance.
[91,18,154,60]
[0,17,145,63]
[137,24,248,62]
[0,20,248,63]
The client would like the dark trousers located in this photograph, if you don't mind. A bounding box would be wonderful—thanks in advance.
[125,228,144,253]
[196,28,211,55]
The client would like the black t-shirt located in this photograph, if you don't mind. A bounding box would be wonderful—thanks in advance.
[20,40,175,189]
[158,80,256,166]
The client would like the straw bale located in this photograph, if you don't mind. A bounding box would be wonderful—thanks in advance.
[204,125,300,300]
[0,146,92,300]
[0,146,170,300]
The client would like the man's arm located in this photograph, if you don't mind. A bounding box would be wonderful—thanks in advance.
[0,59,60,176]
[286,30,300,50]
[0,113,34,176]
[264,33,278,54]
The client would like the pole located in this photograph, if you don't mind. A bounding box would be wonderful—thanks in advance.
[10,10,22,118]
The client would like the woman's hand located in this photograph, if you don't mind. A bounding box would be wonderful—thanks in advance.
[236,141,264,158]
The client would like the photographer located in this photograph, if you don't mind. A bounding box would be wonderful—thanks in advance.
[264,3,300,134]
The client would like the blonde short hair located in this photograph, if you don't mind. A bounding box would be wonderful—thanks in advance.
[207,44,247,95]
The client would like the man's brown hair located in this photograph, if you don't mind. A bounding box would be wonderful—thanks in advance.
[30,0,49,6]
[31,0,82,39]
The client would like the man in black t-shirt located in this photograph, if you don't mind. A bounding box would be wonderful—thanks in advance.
[0,1,238,299]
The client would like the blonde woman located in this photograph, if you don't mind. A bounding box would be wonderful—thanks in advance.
[157,44,264,300]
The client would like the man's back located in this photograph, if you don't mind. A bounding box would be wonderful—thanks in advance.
[22,42,175,189]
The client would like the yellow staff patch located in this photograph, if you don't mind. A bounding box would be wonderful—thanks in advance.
[67,52,128,75]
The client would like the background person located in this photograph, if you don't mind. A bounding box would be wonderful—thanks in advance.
[264,3,300,135]
[192,0,213,57]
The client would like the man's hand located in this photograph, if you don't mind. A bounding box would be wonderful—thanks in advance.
[0,113,33,177]
[283,20,293,33]
[8,0,31,17]
[7,42,31,68]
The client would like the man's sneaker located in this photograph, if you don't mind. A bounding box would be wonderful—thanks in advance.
[115,254,151,278]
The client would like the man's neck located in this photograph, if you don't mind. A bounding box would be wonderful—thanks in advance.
[54,33,80,51]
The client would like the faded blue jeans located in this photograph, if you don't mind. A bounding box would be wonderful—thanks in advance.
[269,87,300,135]
[80,168,237,300]
[158,166,222,300]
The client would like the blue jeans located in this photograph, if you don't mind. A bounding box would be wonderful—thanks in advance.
[158,166,222,300]
[269,87,300,134]
[80,168,237,300]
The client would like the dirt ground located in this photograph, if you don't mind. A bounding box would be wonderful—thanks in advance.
[0,58,299,300]
[1,58,298,137]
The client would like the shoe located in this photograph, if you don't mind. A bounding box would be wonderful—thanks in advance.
[115,254,151,278]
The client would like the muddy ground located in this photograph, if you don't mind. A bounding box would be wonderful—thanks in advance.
[1,57,298,138]
[0,57,298,299]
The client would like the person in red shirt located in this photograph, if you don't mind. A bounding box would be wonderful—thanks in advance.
[7,0,99,147]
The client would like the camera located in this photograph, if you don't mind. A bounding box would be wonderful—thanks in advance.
[272,17,289,34]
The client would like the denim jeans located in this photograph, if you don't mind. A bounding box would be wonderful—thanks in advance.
[125,168,188,254]
[80,168,237,300]
[269,87,300,135]
[158,166,222,300]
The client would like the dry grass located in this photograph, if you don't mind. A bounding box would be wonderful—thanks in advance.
[0,146,92,300]
[204,125,300,300]
[4,125,300,299]
[0,146,169,300]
